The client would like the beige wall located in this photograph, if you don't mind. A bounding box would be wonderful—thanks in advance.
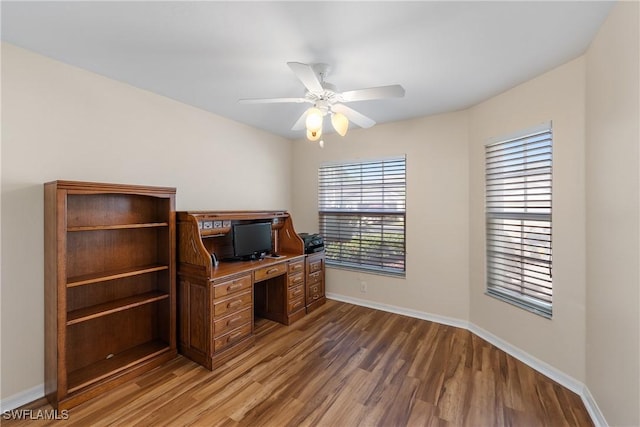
[0,43,293,399]
[468,57,587,382]
[585,2,640,425]
[292,111,470,322]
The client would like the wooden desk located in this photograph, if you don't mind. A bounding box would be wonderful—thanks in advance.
[176,211,315,370]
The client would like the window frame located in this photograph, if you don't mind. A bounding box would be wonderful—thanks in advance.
[485,122,553,318]
[318,156,406,277]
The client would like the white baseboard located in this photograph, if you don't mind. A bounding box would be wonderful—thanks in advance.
[581,385,608,427]
[326,292,470,330]
[326,292,608,427]
[467,322,583,394]
[0,383,44,412]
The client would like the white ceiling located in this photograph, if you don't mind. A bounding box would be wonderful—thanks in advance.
[1,1,614,140]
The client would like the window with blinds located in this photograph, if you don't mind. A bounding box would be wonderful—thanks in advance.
[485,123,553,318]
[318,156,406,276]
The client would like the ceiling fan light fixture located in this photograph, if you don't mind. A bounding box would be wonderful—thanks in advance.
[307,128,322,141]
[331,112,349,137]
[305,107,323,133]
[240,62,404,139]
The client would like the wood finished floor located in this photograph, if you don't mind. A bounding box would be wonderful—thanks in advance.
[6,300,593,426]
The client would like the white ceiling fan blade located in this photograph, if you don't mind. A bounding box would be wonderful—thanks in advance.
[239,97,309,104]
[287,62,324,95]
[291,109,308,131]
[340,85,405,102]
[331,104,376,129]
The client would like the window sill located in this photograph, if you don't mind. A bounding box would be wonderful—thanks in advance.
[485,289,552,319]
[326,262,406,279]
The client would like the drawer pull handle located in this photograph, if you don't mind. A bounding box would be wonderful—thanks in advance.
[228,300,243,308]
[266,268,279,274]
[228,315,243,325]
[228,331,244,341]
[228,282,244,291]
[313,295,320,300]
[293,277,302,283]
[293,289,302,296]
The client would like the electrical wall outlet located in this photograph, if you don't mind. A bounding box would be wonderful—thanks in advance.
[360,281,367,293]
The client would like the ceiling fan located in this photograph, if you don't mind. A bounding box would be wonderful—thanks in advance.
[239,62,405,142]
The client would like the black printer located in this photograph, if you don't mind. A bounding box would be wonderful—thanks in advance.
[298,233,325,254]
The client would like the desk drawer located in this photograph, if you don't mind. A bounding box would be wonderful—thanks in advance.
[213,274,252,299]
[309,259,323,273]
[288,259,305,274]
[307,282,323,302]
[213,290,252,318]
[214,307,252,337]
[288,272,304,288]
[254,263,286,282]
[288,295,305,314]
[308,270,322,285]
[213,323,252,353]
[287,283,304,301]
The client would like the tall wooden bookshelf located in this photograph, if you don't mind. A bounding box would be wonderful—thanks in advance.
[44,181,177,409]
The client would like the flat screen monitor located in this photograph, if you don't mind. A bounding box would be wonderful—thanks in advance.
[232,222,272,260]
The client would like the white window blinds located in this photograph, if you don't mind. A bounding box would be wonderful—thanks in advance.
[485,123,553,318]
[318,156,406,276]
